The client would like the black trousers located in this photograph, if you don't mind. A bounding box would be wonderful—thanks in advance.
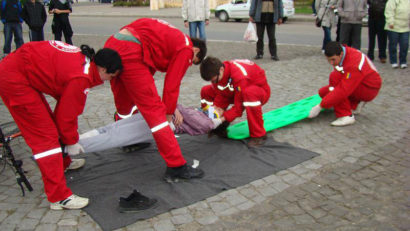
[256,22,277,57]
[340,23,362,50]
[52,16,73,45]
[367,18,387,60]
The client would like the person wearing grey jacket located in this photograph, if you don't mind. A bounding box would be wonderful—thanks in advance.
[182,0,210,41]
[249,0,283,60]
[316,0,338,52]
[337,0,367,50]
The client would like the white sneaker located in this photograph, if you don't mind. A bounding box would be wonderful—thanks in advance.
[50,194,89,210]
[392,63,399,69]
[66,158,85,171]
[331,115,355,126]
[353,102,366,115]
[400,64,407,69]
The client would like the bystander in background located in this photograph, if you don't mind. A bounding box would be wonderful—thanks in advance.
[22,0,47,41]
[182,0,210,41]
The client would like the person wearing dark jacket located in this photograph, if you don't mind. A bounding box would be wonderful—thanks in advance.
[367,0,388,63]
[49,0,73,45]
[22,0,47,41]
[1,0,24,58]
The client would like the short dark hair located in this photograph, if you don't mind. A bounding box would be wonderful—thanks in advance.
[324,41,343,57]
[94,48,123,74]
[190,37,207,64]
[200,56,223,81]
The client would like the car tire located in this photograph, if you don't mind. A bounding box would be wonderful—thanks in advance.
[218,11,229,22]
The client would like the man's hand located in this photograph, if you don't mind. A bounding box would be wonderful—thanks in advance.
[214,107,225,117]
[205,19,210,26]
[65,143,85,156]
[173,108,184,127]
[308,104,322,118]
[249,17,254,23]
[184,21,189,28]
[277,18,283,25]
[389,24,394,29]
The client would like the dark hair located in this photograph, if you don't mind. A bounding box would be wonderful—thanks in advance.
[324,41,343,57]
[200,56,223,81]
[94,48,123,74]
[190,37,207,64]
[80,45,96,59]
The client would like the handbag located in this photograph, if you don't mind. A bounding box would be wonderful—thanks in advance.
[315,0,331,27]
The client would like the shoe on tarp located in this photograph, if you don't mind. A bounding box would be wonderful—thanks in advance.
[118,190,157,213]
[164,164,204,183]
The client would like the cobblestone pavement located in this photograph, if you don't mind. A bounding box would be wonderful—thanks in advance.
[0,33,409,231]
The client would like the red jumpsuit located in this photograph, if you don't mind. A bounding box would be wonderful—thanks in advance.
[0,41,103,202]
[201,60,271,138]
[319,46,382,117]
[104,18,194,167]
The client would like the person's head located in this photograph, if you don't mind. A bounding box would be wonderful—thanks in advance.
[324,41,344,67]
[200,56,224,84]
[191,38,207,65]
[80,45,123,81]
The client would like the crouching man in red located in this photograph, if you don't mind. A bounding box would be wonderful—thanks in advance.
[309,41,382,126]
[200,57,271,147]
[104,18,207,182]
[0,41,123,210]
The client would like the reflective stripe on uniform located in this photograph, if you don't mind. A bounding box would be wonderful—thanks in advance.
[243,101,261,107]
[217,84,234,91]
[184,35,189,46]
[151,121,169,133]
[201,99,214,105]
[358,53,365,71]
[232,61,248,76]
[34,147,62,160]
[117,106,138,119]
[329,86,334,91]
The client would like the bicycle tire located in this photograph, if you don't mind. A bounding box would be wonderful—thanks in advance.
[0,121,20,138]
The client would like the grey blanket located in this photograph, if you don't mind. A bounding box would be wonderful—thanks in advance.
[66,134,318,231]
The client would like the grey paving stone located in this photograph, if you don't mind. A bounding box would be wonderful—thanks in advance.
[35,223,57,231]
[171,214,193,225]
[17,218,40,230]
[153,219,175,231]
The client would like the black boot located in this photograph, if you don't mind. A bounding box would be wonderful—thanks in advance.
[164,164,204,183]
[118,190,157,213]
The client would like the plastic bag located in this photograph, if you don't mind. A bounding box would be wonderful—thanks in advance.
[243,22,257,42]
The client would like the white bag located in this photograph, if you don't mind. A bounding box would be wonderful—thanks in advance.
[243,22,257,42]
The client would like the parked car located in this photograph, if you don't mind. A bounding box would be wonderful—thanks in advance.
[215,0,295,22]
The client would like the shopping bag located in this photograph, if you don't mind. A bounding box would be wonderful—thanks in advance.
[243,22,257,42]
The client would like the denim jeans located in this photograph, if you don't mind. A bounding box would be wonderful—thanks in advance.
[387,31,409,65]
[29,29,44,42]
[3,22,24,54]
[322,26,331,50]
[188,21,206,41]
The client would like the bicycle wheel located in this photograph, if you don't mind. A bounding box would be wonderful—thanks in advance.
[0,121,20,173]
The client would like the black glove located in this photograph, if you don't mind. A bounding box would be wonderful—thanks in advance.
[208,121,230,138]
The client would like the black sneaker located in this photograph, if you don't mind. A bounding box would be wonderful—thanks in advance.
[118,190,157,213]
[164,164,204,183]
[254,54,263,60]
[121,142,151,153]
[271,56,280,61]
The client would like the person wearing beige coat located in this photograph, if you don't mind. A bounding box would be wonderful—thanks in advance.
[315,0,338,51]
[182,0,210,41]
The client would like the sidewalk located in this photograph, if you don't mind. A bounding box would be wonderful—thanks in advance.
[70,2,315,22]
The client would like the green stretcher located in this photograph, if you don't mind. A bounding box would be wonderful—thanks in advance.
[227,94,322,140]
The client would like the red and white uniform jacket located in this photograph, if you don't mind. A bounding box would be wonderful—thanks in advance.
[123,18,195,114]
[321,46,382,109]
[0,41,103,145]
[216,60,270,122]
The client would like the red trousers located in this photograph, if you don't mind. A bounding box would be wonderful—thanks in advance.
[200,85,234,110]
[105,37,186,167]
[319,84,380,117]
[201,84,270,137]
[0,72,72,203]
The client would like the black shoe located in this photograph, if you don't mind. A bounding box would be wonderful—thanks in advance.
[254,54,263,60]
[118,190,157,213]
[164,164,204,182]
[271,56,279,61]
[247,135,267,148]
[122,142,151,153]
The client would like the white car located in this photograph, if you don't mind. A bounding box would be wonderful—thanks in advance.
[215,0,295,23]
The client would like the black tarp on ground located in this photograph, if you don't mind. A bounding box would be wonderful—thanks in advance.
[66,135,319,231]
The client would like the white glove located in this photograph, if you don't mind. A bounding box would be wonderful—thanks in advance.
[212,118,222,128]
[169,121,176,131]
[308,104,322,118]
[65,143,85,156]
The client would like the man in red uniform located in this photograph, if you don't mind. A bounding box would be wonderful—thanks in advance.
[200,57,271,147]
[0,41,123,210]
[103,18,207,182]
[308,41,382,126]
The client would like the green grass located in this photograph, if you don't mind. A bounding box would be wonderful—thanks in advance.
[294,0,314,15]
